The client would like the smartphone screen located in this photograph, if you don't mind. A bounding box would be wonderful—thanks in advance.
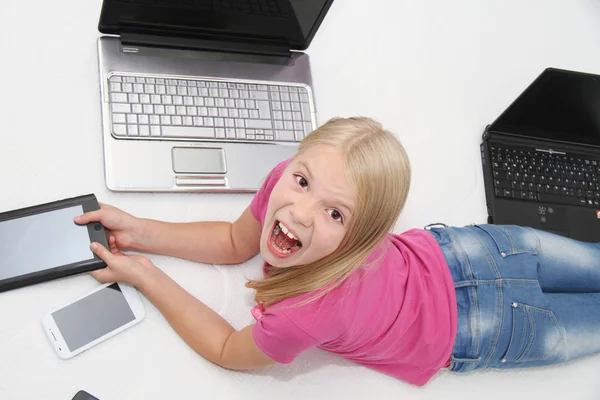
[51,283,136,352]
[0,205,93,280]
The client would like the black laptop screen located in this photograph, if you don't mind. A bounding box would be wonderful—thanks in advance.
[490,69,600,147]
[99,0,332,51]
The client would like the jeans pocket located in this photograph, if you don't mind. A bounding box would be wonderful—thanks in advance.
[475,224,540,257]
[502,303,563,362]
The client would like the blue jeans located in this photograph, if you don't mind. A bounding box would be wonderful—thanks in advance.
[428,224,600,372]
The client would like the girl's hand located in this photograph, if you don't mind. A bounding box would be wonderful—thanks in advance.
[74,203,145,251]
[89,242,158,288]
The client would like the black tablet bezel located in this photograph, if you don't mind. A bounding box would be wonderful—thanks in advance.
[0,194,109,293]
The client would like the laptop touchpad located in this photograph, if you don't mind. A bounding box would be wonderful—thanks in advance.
[172,147,226,174]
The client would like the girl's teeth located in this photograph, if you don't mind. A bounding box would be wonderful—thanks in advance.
[278,222,298,240]
[280,223,289,234]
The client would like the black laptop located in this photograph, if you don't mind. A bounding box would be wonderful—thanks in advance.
[481,67,600,242]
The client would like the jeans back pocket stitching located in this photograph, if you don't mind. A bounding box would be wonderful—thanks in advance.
[469,226,502,279]
[480,225,540,257]
[503,304,535,362]
[504,300,519,363]
[449,228,476,281]
[519,308,536,362]
[472,285,481,357]
[473,225,512,262]
[483,279,505,367]
[505,226,540,256]
[513,305,563,362]
[525,226,541,256]
[504,226,517,255]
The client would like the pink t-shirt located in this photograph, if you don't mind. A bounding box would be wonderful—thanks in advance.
[250,160,457,386]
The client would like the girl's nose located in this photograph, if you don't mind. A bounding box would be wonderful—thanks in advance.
[290,199,315,228]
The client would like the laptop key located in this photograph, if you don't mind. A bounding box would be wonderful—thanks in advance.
[538,193,579,206]
[162,126,216,139]
[276,130,295,141]
[113,124,127,136]
[256,101,271,119]
[520,191,528,200]
[246,119,273,129]
[494,179,511,189]
[150,125,161,136]
[250,91,269,100]
[301,103,311,121]
[139,125,150,136]
[112,113,126,124]
[111,103,131,113]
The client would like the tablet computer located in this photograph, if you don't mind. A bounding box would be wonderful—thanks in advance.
[0,194,109,292]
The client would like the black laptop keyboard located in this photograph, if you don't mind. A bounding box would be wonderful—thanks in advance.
[490,145,600,207]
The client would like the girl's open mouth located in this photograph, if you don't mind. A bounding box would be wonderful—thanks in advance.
[268,220,302,258]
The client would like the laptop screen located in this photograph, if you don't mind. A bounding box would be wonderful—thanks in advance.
[99,0,333,51]
[490,68,600,147]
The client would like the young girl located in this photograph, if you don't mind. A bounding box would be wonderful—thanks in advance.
[75,117,600,386]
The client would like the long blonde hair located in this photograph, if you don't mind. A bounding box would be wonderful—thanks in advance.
[246,117,411,307]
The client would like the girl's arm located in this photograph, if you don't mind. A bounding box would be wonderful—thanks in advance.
[139,264,274,370]
[137,206,262,264]
[87,241,275,370]
[76,205,262,265]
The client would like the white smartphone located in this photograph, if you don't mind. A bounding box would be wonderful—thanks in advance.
[42,282,145,359]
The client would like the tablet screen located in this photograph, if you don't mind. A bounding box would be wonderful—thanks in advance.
[0,205,93,280]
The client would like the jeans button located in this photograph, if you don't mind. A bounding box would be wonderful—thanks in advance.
[512,302,519,308]
[500,252,507,257]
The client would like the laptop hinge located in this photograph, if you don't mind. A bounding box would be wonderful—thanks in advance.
[484,129,600,157]
[120,33,291,58]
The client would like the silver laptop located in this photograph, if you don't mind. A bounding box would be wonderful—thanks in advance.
[96,0,334,192]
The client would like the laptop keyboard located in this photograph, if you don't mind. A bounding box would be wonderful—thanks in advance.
[107,74,313,143]
[490,145,600,207]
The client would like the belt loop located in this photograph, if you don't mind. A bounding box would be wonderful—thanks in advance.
[424,223,448,231]
[454,279,478,288]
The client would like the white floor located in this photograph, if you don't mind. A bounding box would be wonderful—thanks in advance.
[1,0,600,399]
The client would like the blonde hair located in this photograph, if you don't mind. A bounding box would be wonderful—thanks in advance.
[246,117,411,307]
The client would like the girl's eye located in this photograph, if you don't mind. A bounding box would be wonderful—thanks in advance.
[295,175,308,188]
[327,209,344,223]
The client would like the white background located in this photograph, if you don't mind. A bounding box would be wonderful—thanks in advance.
[1,0,600,399]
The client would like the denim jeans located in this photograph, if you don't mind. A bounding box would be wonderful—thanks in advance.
[428,224,600,372]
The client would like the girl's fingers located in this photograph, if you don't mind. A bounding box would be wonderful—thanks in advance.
[90,242,115,264]
[89,268,112,283]
[74,210,103,225]
[108,236,124,255]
